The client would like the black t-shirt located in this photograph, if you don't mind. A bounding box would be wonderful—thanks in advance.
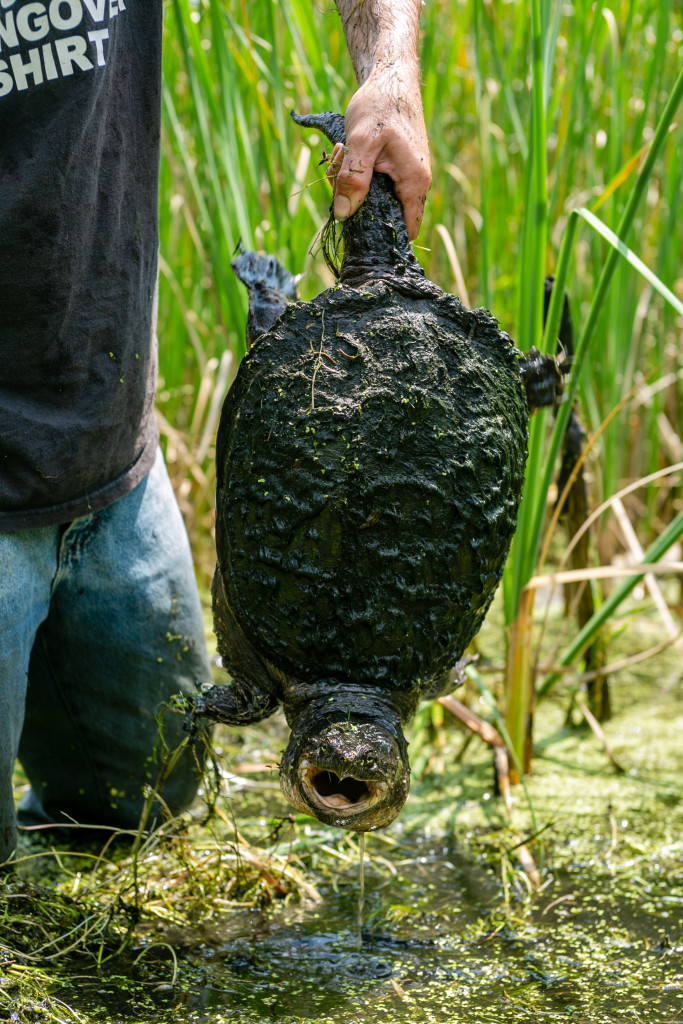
[0,0,162,531]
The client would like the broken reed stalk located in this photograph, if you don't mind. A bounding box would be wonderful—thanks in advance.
[538,506,683,701]
[531,459,683,702]
[574,700,625,774]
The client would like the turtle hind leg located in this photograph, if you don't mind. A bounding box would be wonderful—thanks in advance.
[540,279,608,721]
[231,244,301,349]
[195,566,281,725]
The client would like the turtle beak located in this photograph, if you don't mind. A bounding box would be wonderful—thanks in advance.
[279,717,410,831]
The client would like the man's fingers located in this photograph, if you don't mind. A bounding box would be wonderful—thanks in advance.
[390,164,432,240]
[334,155,429,239]
[330,114,432,239]
[397,191,426,241]
[326,142,345,183]
[333,148,374,222]
[331,139,432,239]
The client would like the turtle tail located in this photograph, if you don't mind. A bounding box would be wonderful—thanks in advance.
[290,111,346,145]
[290,110,425,289]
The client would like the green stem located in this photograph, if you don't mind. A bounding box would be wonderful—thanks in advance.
[473,0,491,309]
[509,0,549,616]
[530,0,549,356]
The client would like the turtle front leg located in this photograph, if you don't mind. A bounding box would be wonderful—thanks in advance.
[194,675,280,725]
[519,276,574,413]
[194,567,281,725]
[522,280,607,719]
[231,244,301,349]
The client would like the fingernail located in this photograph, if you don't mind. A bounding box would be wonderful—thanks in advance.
[334,195,351,220]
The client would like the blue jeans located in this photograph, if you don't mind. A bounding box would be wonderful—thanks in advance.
[0,449,211,862]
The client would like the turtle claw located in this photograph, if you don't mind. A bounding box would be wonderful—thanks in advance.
[193,679,280,725]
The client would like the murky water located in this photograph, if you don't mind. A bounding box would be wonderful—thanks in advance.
[357,831,365,951]
[52,814,682,1024]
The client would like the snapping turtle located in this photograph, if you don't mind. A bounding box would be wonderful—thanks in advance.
[196,112,556,831]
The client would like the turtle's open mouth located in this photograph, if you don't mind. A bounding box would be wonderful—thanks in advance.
[279,714,410,830]
[301,764,382,813]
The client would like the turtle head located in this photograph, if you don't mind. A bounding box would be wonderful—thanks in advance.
[279,690,410,831]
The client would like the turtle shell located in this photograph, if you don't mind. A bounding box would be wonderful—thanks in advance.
[215,279,528,696]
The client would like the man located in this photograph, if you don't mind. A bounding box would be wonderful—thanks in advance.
[0,0,431,864]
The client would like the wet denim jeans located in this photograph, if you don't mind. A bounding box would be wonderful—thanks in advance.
[0,449,212,863]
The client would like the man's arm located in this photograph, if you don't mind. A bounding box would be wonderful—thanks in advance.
[329,0,432,240]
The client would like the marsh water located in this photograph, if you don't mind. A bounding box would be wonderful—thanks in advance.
[14,645,680,1024]
[76,824,681,1024]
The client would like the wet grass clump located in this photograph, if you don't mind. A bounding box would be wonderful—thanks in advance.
[1,744,318,1024]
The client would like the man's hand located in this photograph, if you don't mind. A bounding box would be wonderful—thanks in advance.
[331,1,431,241]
